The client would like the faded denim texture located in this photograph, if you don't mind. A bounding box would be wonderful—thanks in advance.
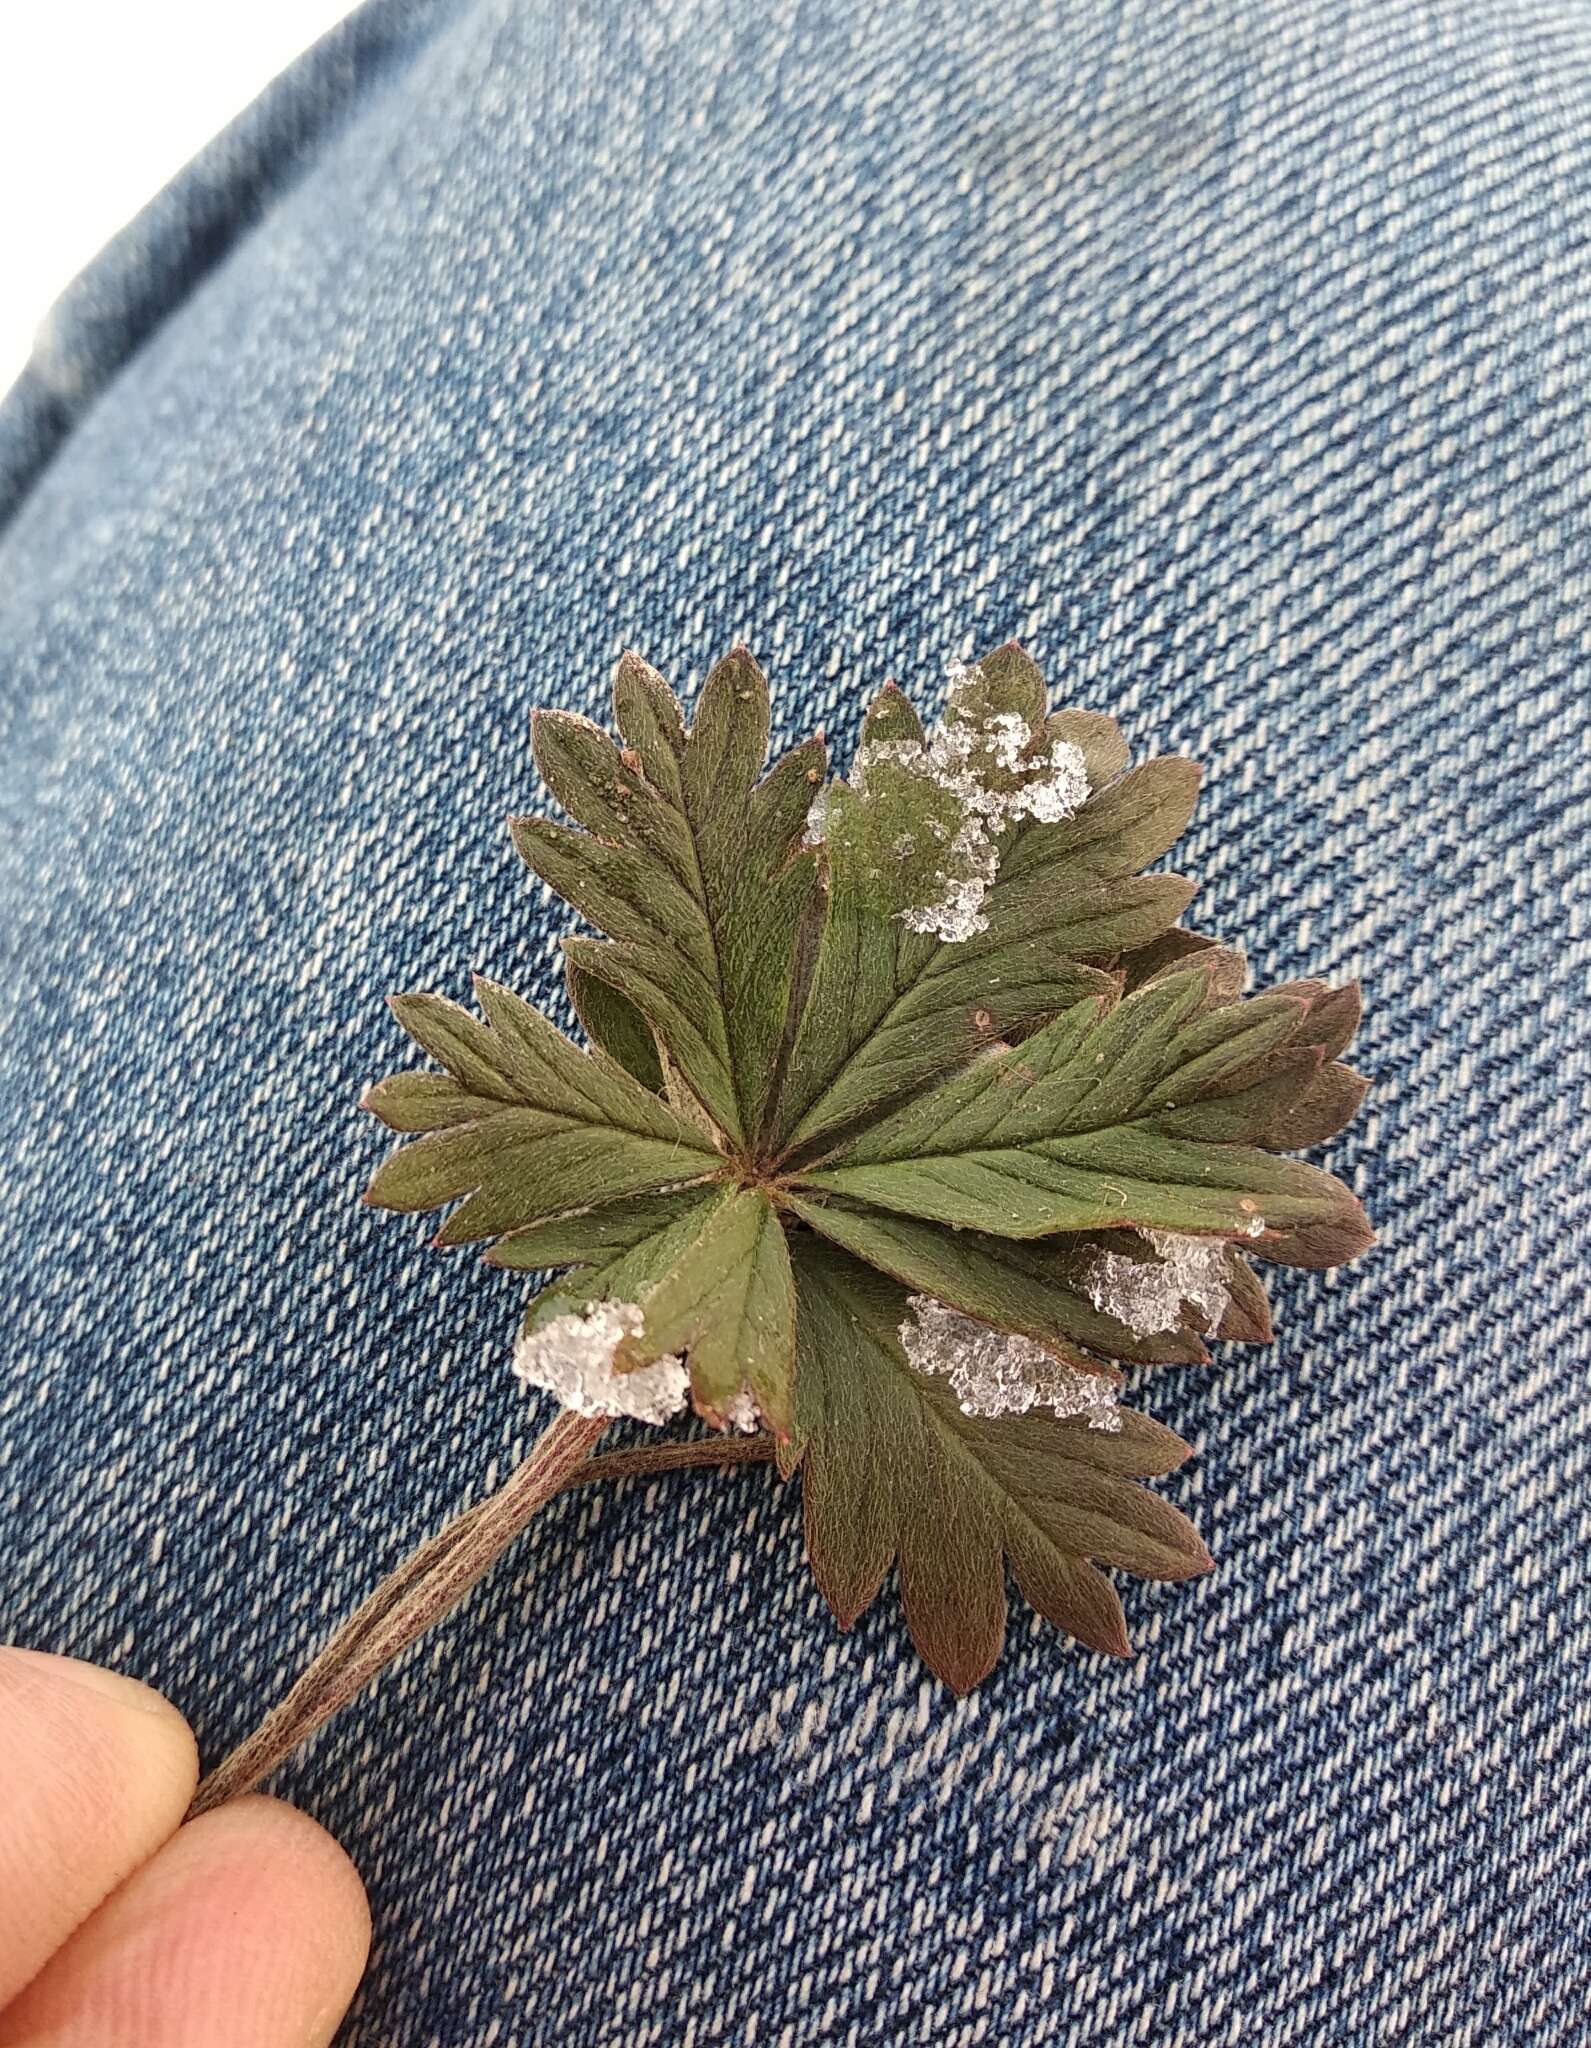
[1,1,1588,2042]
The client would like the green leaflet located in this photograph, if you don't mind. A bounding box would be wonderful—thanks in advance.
[1117,943,1370,1153]
[784,1195,1205,1367]
[486,1187,718,1272]
[363,978,719,1243]
[773,667,1202,1157]
[1117,925,1223,990]
[511,1186,797,1435]
[1250,984,1369,1148]
[564,955,664,1094]
[789,1238,1211,1689]
[512,648,824,1150]
[950,640,1049,728]
[1219,1253,1274,1342]
[618,1186,797,1434]
[793,969,1372,1244]
[515,1189,727,1326]
[1045,705,1130,787]
[993,756,1201,893]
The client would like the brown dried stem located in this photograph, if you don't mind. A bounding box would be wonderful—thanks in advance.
[188,1421,779,1815]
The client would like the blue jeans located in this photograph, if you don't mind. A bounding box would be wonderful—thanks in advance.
[2,2,1586,2041]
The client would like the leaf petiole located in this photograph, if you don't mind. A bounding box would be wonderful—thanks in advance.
[188,1416,778,1814]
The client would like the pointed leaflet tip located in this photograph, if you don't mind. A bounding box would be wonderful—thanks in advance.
[959,641,1048,726]
[614,646,664,684]
[612,650,687,762]
[860,679,925,748]
[1308,980,1364,1061]
[1254,1202,1376,1268]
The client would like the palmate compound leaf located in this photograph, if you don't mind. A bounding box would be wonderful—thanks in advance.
[510,647,825,1153]
[771,644,1204,1158]
[790,965,1374,1248]
[786,1235,1212,1689]
[360,640,1374,1686]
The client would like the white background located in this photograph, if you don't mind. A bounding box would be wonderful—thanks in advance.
[0,4,352,392]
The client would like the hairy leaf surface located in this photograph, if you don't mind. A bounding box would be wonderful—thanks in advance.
[619,1187,797,1433]
[789,1239,1211,1689]
[775,661,1202,1157]
[363,978,720,1243]
[564,956,664,1094]
[784,1195,1204,1368]
[508,1186,796,1432]
[794,970,1371,1244]
[512,649,823,1150]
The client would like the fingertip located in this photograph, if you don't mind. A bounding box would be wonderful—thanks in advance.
[0,1647,199,2008]
[0,1793,371,2047]
[0,1646,195,1746]
[217,1795,373,1969]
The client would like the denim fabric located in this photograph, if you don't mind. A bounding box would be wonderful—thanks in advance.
[1,1,1587,2042]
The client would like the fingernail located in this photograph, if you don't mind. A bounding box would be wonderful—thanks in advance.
[0,1646,173,1715]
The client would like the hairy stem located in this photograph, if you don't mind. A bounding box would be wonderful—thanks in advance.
[568,1433,777,1491]
[189,1421,779,1814]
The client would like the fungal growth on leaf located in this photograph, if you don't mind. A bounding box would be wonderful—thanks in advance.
[362,643,1374,1693]
[512,1301,689,1424]
[1084,1229,1238,1337]
[899,1295,1123,1429]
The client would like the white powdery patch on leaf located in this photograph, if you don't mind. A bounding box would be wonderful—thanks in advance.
[896,806,1001,943]
[512,1300,689,1425]
[1085,1228,1246,1337]
[801,783,831,851]
[718,1388,763,1434]
[851,661,1090,943]
[899,1296,1122,1431]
